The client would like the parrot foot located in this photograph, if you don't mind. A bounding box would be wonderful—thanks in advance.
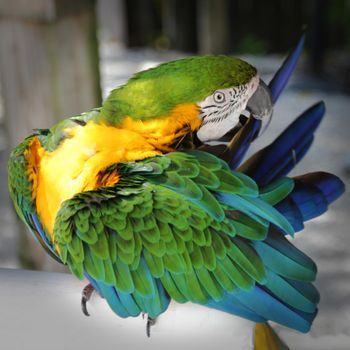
[146,316,156,338]
[142,314,156,338]
[81,283,95,317]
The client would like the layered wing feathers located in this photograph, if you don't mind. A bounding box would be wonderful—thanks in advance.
[53,150,320,331]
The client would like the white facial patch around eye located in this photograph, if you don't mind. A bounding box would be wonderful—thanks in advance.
[197,75,259,142]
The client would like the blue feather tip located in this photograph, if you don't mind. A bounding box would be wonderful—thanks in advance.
[269,33,305,104]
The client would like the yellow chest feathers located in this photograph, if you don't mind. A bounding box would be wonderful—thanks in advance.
[30,104,201,235]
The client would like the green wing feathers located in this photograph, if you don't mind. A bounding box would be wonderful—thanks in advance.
[53,150,318,326]
[8,136,60,261]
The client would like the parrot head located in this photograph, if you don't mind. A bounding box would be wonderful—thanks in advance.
[100,55,272,144]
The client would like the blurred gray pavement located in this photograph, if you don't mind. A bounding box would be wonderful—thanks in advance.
[0,43,349,348]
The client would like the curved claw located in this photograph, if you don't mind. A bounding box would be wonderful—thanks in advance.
[81,283,95,317]
[81,297,90,317]
[146,316,156,338]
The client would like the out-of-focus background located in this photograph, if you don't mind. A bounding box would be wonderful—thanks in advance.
[0,0,349,348]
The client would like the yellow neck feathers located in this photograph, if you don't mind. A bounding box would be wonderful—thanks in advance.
[29,104,201,235]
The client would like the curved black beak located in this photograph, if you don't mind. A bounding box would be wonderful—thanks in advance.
[246,79,273,135]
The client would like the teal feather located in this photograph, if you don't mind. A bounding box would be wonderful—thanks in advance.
[253,230,317,282]
[264,269,317,313]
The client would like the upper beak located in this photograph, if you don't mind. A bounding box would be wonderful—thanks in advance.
[246,79,273,135]
[198,78,273,145]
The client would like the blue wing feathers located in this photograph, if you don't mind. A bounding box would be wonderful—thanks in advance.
[118,292,142,317]
[85,264,171,319]
[98,283,131,318]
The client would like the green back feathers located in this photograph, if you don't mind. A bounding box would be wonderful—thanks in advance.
[8,136,36,216]
[31,56,257,151]
[99,55,257,124]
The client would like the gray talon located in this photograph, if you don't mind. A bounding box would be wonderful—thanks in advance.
[81,283,95,317]
[146,316,156,338]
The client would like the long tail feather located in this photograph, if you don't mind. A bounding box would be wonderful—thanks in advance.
[199,118,261,170]
[294,172,345,203]
[276,172,345,232]
[232,285,316,332]
[226,118,262,169]
[269,33,305,104]
[252,230,317,282]
[239,102,325,186]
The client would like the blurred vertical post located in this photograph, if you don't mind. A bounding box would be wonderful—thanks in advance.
[96,0,127,46]
[310,0,329,75]
[125,0,159,47]
[0,0,102,271]
[162,0,198,52]
[197,0,230,54]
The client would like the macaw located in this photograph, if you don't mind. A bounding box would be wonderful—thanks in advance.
[8,34,344,349]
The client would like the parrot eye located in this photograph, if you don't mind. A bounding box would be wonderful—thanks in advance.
[213,91,225,103]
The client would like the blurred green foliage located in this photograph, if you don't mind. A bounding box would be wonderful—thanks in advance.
[125,0,350,54]
[235,35,269,55]
[328,0,350,49]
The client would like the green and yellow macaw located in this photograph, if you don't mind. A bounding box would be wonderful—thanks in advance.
[8,35,344,349]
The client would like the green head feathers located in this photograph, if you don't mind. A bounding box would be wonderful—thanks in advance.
[99,55,257,124]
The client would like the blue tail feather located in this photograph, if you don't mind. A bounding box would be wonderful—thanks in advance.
[269,137,314,183]
[207,291,266,323]
[239,101,325,186]
[264,269,317,313]
[295,172,345,204]
[232,285,315,333]
[275,198,304,232]
[290,182,328,221]
[269,33,305,103]
[276,172,345,232]
[252,230,317,282]
[228,118,262,170]
[284,278,320,305]
[208,284,316,332]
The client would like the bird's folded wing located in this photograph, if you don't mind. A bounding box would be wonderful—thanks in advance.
[53,150,318,331]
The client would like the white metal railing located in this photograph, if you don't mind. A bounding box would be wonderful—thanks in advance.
[0,268,255,350]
